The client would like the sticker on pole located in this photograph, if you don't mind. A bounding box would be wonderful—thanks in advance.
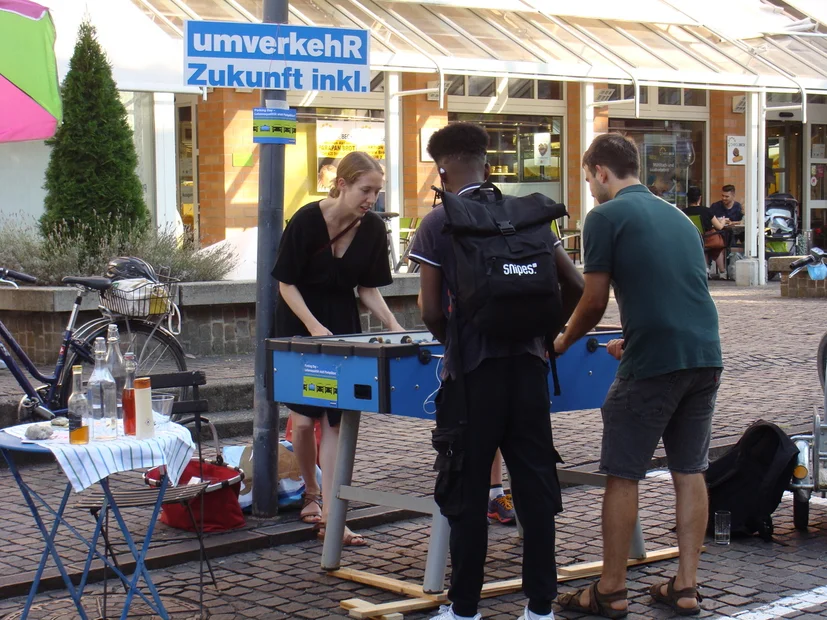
[253,108,296,144]
[184,21,370,92]
[302,363,338,406]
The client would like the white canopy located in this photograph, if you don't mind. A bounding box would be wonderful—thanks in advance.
[44,0,201,93]
[128,0,827,94]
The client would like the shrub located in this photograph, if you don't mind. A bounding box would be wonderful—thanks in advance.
[39,20,149,243]
[0,216,237,285]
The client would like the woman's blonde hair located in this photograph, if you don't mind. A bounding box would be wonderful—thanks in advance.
[328,151,383,198]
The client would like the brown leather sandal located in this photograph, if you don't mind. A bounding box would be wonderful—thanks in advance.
[315,524,368,547]
[649,576,703,616]
[299,493,322,524]
[557,581,628,618]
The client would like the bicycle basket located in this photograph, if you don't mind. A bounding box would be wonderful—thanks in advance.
[100,276,178,318]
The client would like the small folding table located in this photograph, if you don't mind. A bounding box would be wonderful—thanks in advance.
[0,422,194,620]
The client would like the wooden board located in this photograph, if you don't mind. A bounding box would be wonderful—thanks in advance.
[336,546,685,619]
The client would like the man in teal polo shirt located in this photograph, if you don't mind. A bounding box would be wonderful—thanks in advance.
[554,133,722,618]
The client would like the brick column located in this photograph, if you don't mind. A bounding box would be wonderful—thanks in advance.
[566,82,582,221]
[196,89,261,245]
[401,73,448,219]
[710,91,746,199]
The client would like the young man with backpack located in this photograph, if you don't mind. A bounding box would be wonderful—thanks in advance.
[409,122,584,620]
[554,133,722,618]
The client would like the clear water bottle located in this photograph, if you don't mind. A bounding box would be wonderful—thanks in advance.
[105,324,126,419]
[68,365,91,445]
[88,337,118,440]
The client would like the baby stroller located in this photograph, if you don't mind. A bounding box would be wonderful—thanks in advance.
[764,193,798,260]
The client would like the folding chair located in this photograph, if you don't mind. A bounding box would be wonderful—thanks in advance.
[74,371,217,616]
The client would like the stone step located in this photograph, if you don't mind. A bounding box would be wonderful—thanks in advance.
[0,376,257,429]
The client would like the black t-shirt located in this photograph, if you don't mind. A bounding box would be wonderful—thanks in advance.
[682,205,715,232]
[272,202,392,337]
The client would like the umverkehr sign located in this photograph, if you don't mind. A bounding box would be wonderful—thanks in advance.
[184,21,370,92]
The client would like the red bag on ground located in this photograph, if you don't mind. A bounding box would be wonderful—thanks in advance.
[145,460,245,532]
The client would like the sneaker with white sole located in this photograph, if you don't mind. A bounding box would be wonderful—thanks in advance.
[516,606,555,619]
[429,604,482,620]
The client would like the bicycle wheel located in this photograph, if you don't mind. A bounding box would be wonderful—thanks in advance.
[59,319,187,407]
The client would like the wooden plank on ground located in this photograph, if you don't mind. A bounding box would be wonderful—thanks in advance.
[346,597,438,619]
[330,568,447,601]
[557,546,681,579]
[337,546,690,619]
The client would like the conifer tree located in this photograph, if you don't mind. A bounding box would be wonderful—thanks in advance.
[40,20,148,242]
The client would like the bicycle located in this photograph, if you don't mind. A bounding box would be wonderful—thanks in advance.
[0,267,187,420]
[378,212,420,274]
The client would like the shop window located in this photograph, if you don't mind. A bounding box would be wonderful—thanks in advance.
[508,78,534,99]
[767,92,802,104]
[812,165,827,201]
[683,89,706,107]
[808,94,827,105]
[658,87,681,106]
[446,75,465,96]
[607,84,648,104]
[448,113,563,203]
[537,80,563,100]
[609,118,704,209]
[468,76,496,97]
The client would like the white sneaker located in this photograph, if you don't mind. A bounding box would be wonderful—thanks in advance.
[429,604,482,620]
[517,606,555,620]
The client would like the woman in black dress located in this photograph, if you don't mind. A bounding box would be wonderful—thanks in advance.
[272,151,403,545]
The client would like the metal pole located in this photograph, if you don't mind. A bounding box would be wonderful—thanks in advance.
[253,0,288,517]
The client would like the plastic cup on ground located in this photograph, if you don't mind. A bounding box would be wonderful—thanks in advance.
[714,510,731,545]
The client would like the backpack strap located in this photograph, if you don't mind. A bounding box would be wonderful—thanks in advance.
[447,302,469,426]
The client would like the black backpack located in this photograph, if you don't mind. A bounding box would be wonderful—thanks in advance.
[439,182,567,341]
[705,420,798,541]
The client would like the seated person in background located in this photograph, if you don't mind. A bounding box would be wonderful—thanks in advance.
[683,186,726,278]
[709,184,743,223]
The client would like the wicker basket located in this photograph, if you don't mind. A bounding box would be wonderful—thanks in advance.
[100,276,178,318]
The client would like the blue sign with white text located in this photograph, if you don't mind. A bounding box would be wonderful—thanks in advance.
[253,107,297,144]
[184,21,370,92]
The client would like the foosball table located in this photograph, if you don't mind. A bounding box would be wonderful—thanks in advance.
[266,327,622,419]
[266,326,664,612]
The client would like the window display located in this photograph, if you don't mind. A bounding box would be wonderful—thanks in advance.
[609,118,704,208]
[449,113,562,202]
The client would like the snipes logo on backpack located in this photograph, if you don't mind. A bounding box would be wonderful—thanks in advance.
[502,262,538,276]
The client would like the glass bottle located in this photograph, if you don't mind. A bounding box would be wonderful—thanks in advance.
[88,337,118,440]
[123,351,137,436]
[105,324,126,419]
[68,365,91,445]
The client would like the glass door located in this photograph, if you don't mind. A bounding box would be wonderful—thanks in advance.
[175,96,199,243]
[766,121,802,203]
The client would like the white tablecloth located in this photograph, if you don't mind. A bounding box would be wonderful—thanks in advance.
[4,421,195,492]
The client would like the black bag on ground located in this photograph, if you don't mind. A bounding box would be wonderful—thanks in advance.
[439,182,567,341]
[705,420,798,541]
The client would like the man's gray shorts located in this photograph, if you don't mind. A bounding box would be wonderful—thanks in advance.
[600,368,722,480]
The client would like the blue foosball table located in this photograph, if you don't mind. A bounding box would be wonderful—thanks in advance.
[266,327,622,419]
[265,326,625,595]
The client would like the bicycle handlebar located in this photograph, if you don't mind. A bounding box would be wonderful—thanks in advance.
[0,268,37,284]
[790,255,816,269]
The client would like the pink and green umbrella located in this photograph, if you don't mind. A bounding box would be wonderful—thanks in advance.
[0,0,61,143]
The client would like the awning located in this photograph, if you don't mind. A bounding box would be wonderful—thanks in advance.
[129,0,827,93]
[45,0,201,93]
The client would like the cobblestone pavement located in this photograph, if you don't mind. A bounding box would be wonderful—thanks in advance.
[1,282,827,618]
[0,480,823,619]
